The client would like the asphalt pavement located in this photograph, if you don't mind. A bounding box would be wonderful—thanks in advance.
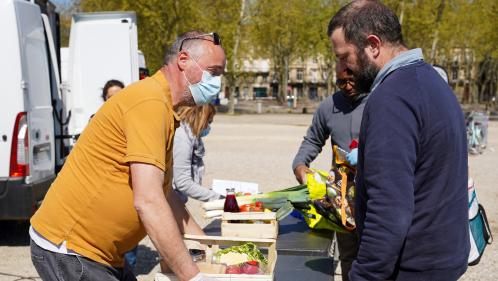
[0,114,496,281]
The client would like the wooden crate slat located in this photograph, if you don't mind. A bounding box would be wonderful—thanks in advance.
[221,212,278,239]
[222,212,277,221]
[222,222,278,239]
[156,272,274,281]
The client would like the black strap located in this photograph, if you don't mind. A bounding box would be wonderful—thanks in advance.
[478,204,493,244]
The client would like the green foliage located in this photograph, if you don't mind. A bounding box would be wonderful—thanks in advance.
[60,0,496,101]
[79,0,248,75]
[248,0,339,100]
[192,0,244,75]
[384,0,497,102]
[462,0,498,60]
[382,0,497,59]
[80,0,203,72]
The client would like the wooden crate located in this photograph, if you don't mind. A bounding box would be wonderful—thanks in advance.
[155,234,277,281]
[221,212,278,239]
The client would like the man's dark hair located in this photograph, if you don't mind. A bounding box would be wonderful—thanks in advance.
[327,0,405,49]
[163,31,206,65]
[102,79,124,101]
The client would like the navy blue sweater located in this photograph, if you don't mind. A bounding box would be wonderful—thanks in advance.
[352,61,469,281]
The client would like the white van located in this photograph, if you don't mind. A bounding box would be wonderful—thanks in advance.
[60,46,148,137]
[64,12,139,140]
[0,0,61,220]
[0,2,141,220]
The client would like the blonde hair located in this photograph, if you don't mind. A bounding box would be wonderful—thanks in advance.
[177,105,216,137]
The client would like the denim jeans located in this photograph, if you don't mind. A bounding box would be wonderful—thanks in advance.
[124,246,138,271]
[31,239,136,281]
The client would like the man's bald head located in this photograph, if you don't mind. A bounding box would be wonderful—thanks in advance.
[164,31,222,65]
[160,31,226,107]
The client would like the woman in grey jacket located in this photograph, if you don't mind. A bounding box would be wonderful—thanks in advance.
[173,104,222,203]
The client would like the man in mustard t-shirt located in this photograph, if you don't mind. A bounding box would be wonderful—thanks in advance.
[29,31,226,281]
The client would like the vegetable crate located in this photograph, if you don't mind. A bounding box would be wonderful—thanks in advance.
[155,234,277,281]
[222,212,278,239]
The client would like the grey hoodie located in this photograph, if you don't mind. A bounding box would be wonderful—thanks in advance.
[292,91,368,170]
[173,122,221,202]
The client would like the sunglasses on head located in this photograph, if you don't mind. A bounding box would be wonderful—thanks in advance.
[179,32,222,52]
[336,78,355,89]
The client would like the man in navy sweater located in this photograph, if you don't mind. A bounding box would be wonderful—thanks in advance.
[327,1,469,280]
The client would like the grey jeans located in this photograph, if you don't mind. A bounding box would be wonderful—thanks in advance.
[31,240,136,281]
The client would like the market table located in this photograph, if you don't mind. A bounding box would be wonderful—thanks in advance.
[204,214,335,281]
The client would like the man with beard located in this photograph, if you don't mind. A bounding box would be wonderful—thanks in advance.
[30,31,225,281]
[292,65,366,281]
[328,1,469,280]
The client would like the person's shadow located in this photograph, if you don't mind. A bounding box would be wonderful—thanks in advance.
[0,221,30,246]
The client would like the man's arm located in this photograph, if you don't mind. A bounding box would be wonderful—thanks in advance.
[166,186,205,236]
[349,93,418,280]
[292,101,331,183]
[131,162,199,281]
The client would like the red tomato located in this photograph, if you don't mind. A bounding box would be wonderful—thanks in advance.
[239,204,252,212]
[242,261,260,274]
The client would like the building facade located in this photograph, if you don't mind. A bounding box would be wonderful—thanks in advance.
[231,57,335,102]
[231,48,496,108]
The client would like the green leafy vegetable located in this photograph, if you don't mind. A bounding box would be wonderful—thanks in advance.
[214,242,268,265]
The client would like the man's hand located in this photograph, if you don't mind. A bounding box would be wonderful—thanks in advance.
[131,162,199,281]
[346,148,358,166]
[294,164,312,184]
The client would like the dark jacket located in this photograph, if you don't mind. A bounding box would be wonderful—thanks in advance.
[351,61,469,281]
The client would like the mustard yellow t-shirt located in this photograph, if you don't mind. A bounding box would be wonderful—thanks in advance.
[31,71,179,267]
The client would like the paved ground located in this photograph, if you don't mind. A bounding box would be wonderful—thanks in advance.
[0,114,496,281]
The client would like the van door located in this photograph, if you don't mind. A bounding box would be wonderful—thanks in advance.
[14,0,55,183]
[0,0,24,179]
[66,12,138,139]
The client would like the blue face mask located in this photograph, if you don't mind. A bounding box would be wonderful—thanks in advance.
[200,125,211,138]
[184,59,221,105]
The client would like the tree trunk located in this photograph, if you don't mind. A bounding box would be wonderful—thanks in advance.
[475,56,492,105]
[479,57,494,104]
[228,0,246,115]
[228,77,237,113]
[494,61,498,111]
[278,65,286,104]
[399,0,405,26]
[326,60,335,97]
[319,57,334,98]
[430,0,446,63]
